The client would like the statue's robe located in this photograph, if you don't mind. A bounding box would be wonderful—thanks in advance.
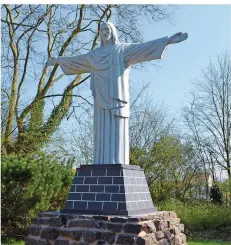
[58,37,168,165]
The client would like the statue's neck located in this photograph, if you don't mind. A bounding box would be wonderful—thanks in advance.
[102,39,113,49]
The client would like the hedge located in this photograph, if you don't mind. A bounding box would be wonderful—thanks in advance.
[1,154,74,236]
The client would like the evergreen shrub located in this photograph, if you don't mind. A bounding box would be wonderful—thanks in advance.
[1,154,74,236]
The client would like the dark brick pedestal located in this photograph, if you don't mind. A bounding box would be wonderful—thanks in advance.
[61,164,156,216]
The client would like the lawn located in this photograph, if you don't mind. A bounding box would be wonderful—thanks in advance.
[188,240,231,245]
[2,237,231,245]
[1,236,24,245]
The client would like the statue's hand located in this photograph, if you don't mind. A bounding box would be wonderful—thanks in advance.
[168,32,188,45]
[47,57,58,66]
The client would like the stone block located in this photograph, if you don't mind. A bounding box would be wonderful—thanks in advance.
[118,202,127,211]
[98,177,113,184]
[37,240,49,245]
[59,228,82,241]
[162,211,170,220]
[102,232,116,244]
[28,225,41,236]
[119,186,125,193]
[169,212,177,218]
[163,230,171,239]
[113,177,124,184]
[75,185,89,192]
[173,227,181,235]
[123,224,143,234]
[106,223,123,232]
[40,227,59,240]
[73,177,84,184]
[107,168,121,176]
[72,243,89,245]
[68,219,95,228]
[32,218,50,225]
[143,221,156,233]
[84,177,98,184]
[90,185,105,192]
[175,234,185,245]
[25,237,38,245]
[88,202,103,211]
[103,202,117,213]
[73,201,87,210]
[98,241,106,245]
[64,201,73,209]
[68,193,82,201]
[96,193,111,201]
[110,217,128,223]
[117,234,135,245]
[92,169,106,176]
[93,215,109,221]
[136,234,157,245]
[83,230,102,243]
[111,194,126,202]
[54,239,70,245]
[168,218,181,226]
[82,193,96,201]
[155,231,165,241]
[49,217,65,227]
[157,238,169,245]
[78,169,92,177]
[178,224,184,232]
[59,214,76,224]
[95,222,105,229]
[127,217,140,222]
[154,221,167,231]
[105,185,119,193]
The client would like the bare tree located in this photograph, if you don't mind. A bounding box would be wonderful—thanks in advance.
[183,53,231,179]
[1,4,174,155]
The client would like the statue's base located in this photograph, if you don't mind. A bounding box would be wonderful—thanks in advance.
[26,212,187,245]
[61,164,156,216]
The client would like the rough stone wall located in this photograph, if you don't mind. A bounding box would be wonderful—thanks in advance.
[25,211,187,245]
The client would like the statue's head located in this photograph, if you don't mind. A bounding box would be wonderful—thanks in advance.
[99,22,119,46]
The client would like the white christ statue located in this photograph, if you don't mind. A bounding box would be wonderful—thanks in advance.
[47,22,188,165]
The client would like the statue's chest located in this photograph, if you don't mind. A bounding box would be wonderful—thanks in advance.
[88,50,111,71]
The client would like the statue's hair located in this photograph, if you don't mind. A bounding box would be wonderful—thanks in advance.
[100,21,119,46]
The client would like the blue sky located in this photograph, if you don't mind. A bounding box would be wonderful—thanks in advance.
[130,5,231,118]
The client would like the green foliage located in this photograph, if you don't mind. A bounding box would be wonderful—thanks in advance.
[132,135,201,203]
[1,154,74,236]
[158,199,231,230]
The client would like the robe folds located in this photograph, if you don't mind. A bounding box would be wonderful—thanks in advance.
[59,37,168,165]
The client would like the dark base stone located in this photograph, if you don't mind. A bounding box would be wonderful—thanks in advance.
[61,164,156,216]
[26,212,188,245]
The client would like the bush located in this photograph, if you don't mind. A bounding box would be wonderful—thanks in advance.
[1,154,74,236]
[158,198,231,230]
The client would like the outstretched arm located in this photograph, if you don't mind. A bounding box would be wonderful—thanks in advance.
[167,32,188,45]
[47,53,91,75]
[124,37,169,67]
[124,32,188,67]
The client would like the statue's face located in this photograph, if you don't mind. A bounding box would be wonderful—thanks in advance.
[100,23,112,42]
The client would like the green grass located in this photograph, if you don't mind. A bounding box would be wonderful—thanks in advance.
[188,240,231,245]
[1,236,24,245]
